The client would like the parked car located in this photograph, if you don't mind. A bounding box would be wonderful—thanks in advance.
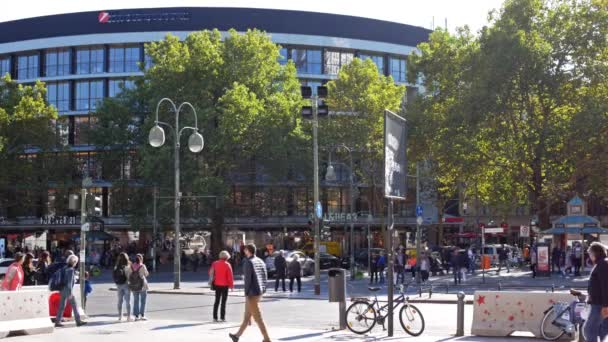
[319,252,340,269]
[355,248,385,267]
[265,250,316,278]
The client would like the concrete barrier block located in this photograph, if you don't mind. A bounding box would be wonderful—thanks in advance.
[471,291,573,338]
[0,288,54,338]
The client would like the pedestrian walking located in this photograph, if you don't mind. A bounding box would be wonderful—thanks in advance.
[377,251,386,284]
[467,247,476,275]
[114,252,132,322]
[129,254,149,321]
[573,242,584,276]
[22,253,37,286]
[530,246,537,278]
[496,245,510,274]
[273,250,287,292]
[369,253,378,284]
[37,251,52,285]
[229,244,270,342]
[210,250,234,322]
[288,255,301,293]
[582,242,608,342]
[54,255,87,327]
[552,246,562,273]
[419,252,430,282]
[564,246,573,275]
[394,249,405,285]
[1,252,24,291]
[453,250,465,285]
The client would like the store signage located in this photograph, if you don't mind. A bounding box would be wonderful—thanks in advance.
[384,110,407,199]
[40,215,77,225]
[309,212,358,223]
[520,225,530,238]
[98,11,191,24]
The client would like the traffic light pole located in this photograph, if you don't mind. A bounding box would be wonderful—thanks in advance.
[312,94,321,296]
[79,188,87,310]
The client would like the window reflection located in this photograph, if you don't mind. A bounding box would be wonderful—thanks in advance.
[76,47,104,75]
[390,57,407,82]
[359,54,384,74]
[45,49,71,77]
[324,50,353,75]
[291,49,322,74]
[75,80,104,111]
[46,81,70,112]
[17,54,39,79]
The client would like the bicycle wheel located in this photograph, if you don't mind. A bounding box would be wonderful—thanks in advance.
[540,307,566,341]
[400,304,425,336]
[346,301,377,334]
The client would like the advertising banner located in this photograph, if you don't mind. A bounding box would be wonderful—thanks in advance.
[537,245,550,273]
[384,110,407,199]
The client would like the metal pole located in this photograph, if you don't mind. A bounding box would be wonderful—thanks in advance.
[415,163,421,285]
[387,199,394,336]
[313,94,321,296]
[368,224,371,278]
[348,149,355,281]
[152,186,158,273]
[174,115,181,290]
[456,291,465,336]
[79,188,87,310]
[476,182,485,284]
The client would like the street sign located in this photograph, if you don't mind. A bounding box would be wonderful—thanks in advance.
[81,223,90,232]
[79,250,85,262]
[416,216,423,225]
[484,227,504,234]
[415,205,423,217]
[315,201,323,219]
[520,225,530,238]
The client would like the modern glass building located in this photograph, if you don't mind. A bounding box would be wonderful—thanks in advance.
[0,7,431,252]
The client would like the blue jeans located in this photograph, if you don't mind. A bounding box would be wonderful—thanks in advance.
[117,284,131,317]
[583,304,608,342]
[55,288,81,324]
[133,291,147,317]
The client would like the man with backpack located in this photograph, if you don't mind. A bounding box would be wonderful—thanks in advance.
[53,255,87,327]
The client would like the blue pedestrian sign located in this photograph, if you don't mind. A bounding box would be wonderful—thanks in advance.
[416,205,423,217]
[315,201,323,219]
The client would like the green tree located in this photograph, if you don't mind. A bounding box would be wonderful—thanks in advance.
[324,58,406,213]
[0,76,58,217]
[408,0,608,228]
[92,29,304,254]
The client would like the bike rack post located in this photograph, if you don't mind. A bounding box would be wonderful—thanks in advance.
[551,284,555,293]
[446,282,450,294]
[456,291,465,336]
[498,281,502,291]
[429,285,433,298]
[418,286,422,297]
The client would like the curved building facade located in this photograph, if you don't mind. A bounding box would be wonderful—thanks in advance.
[0,7,430,252]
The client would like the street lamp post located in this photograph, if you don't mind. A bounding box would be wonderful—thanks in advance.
[326,144,356,280]
[148,98,204,290]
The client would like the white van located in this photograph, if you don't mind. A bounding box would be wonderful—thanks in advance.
[482,245,516,266]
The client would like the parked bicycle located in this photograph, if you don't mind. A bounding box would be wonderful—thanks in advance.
[345,283,425,336]
[540,289,588,340]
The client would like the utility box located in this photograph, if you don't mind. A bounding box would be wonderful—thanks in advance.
[328,268,346,302]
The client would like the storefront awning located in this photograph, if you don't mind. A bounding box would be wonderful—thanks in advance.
[543,226,608,235]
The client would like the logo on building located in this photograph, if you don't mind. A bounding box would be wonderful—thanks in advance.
[97,11,190,24]
[98,12,110,24]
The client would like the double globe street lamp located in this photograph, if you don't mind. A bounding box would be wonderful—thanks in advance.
[149,98,204,290]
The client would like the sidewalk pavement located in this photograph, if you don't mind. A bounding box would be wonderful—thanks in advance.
[6,316,538,342]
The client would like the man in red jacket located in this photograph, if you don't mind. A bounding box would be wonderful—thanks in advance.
[209,250,234,322]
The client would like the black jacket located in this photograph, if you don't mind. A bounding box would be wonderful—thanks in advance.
[274,255,287,278]
[243,256,267,297]
[588,258,608,306]
[288,259,301,278]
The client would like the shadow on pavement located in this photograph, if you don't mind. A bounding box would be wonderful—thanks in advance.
[278,331,333,341]
[150,322,211,330]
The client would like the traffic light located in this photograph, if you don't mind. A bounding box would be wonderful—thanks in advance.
[86,193,102,217]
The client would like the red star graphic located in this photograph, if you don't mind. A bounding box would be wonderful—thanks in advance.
[477,295,486,305]
[508,315,514,321]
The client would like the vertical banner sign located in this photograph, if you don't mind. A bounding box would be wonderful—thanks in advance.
[384,110,408,199]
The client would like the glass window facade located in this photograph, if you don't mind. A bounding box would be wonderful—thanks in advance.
[17,54,39,79]
[109,45,141,73]
[144,53,154,70]
[390,57,407,82]
[0,56,10,77]
[278,48,288,65]
[76,47,104,75]
[324,50,354,75]
[109,79,135,97]
[72,116,90,145]
[46,81,70,112]
[359,54,385,74]
[75,80,104,111]
[291,48,322,74]
[45,49,71,77]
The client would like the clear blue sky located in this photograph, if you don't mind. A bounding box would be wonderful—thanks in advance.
[1,0,506,33]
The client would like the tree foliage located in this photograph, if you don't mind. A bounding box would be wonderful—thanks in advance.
[408,0,608,227]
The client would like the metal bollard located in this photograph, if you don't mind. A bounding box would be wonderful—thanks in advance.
[418,286,423,297]
[429,285,433,298]
[456,291,465,336]
[551,284,555,293]
[446,282,450,294]
[498,281,502,291]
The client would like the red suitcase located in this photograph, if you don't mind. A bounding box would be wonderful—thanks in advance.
[49,292,72,318]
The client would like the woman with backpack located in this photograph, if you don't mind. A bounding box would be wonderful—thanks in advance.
[114,252,132,322]
[129,254,149,321]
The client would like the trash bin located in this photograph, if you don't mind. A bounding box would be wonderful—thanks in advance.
[328,268,346,302]
[481,255,491,270]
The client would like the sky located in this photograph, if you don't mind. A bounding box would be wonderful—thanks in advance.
[0,0,506,33]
